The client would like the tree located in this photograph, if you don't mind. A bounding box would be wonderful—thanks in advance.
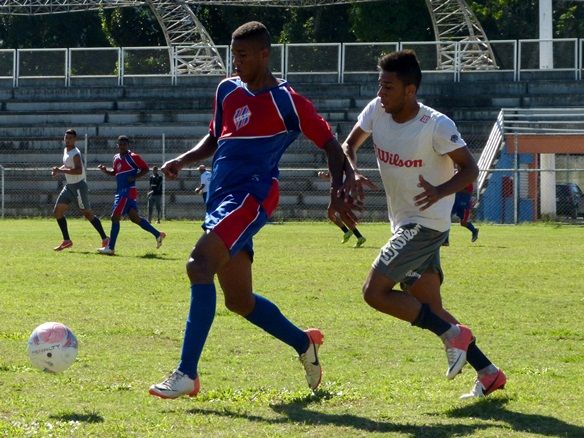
[99,7,164,47]
[349,0,433,42]
[467,0,584,39]
[0,12,107,48]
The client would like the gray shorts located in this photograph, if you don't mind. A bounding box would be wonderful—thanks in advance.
[55,180,91,210]
[372,223,448,289]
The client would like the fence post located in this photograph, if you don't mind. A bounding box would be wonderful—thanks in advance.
[65,48,70,87]
[84,133,88,171]
[513,133,519,224]
[14,49,19,88]
[1,165,4,219]
[119,48,124,87]
[284,44,288,81]
[162,133,166,221]
[337,43,342,84]
[517,41,522,82]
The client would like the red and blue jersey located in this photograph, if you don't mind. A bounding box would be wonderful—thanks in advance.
[207,77,334,203]
[112,151,149,199]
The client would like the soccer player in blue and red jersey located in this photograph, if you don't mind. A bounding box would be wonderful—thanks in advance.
[97,135,165,255]
[453,183,479,242]
[149,21,359,399]
[443,183,479,246]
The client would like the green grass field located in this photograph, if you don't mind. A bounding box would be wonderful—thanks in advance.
[1,219,583,437]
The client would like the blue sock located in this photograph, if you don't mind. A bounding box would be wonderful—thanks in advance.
[109,222,120,249]
[178,284,216,379]
[245,293,309,355]
[138,218,160,237]
[465,222,477,233]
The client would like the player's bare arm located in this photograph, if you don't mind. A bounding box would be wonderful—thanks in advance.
[414,147,478,210]
[323,139,360,228]
[162,134,218,180]
[341,124,379,201]
[97,164,115,176]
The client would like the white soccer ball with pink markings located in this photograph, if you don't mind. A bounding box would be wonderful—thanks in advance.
[27,322,78,373]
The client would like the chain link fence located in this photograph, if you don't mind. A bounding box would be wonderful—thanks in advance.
[1,134,583,223]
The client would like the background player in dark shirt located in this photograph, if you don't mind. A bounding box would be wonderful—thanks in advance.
[147,166,163,224]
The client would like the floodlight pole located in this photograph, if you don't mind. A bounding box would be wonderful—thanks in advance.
[539,0,553,69]
[539,0,556,217]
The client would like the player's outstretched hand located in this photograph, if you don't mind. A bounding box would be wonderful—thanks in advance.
[414,175,441,211]
[161,159,183,180]
[343,171,378,203]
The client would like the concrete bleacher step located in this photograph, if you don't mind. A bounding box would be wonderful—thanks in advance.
[0,113,106,125]
[0,137,200,151]
[0,110,211,125]
[4,100,117,112]
[0,124,208,138]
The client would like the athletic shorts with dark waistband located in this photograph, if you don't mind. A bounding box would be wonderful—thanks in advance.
[203,179,279,260]
[372,223,449,288]
[55,180,91,210]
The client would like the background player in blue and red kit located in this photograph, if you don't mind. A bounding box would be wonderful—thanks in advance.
[443,183,479,246]
[149,21,360,399]
[97,135,165,255]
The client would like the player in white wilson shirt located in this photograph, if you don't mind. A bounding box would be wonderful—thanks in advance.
[342,50,506,399]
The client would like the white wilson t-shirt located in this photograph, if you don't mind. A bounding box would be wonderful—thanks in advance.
[63,147,86,184]
[358,99,466,232]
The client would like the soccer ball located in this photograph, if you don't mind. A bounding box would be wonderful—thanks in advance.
[27,322,78,373]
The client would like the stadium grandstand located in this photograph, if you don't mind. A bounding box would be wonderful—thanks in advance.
[0,0,583,222]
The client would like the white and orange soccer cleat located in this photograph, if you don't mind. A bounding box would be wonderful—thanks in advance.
[299,328,324,390]
[156,232,166,249]
[54,240,73,251]
[460,368,507,399]
[97,246,115,256]
[149,369,200,399]
[444,324,474,379]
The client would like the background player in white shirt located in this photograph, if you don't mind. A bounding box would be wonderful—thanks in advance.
[194,164,212,203]
[342,50,506,399]
[51,129,109,251]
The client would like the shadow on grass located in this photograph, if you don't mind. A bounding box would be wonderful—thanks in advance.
[66,250,180,260]
[446,398,584,437]
[49,412,104,424]
[186,391,490,437]
[140,252,179,260]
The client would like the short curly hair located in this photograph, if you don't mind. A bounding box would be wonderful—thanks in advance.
[231,21,271,50]
[378,50,422,90]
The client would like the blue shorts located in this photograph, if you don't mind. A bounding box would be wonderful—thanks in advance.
[203,179,279,258]
[112,194,138,217]
[453,192,473,222]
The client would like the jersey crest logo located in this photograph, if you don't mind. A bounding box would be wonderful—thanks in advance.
[419,115,430,124]
[233,105,251,130]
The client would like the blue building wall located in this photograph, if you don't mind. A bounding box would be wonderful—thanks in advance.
[477,147,536,223]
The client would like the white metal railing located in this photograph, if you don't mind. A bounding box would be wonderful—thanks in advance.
[477,110,505,193]
[502,107,584,133]
[0,39,582,86]
[517,38,579,81]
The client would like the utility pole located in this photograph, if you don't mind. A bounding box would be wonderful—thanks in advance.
[539,0,556,217]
